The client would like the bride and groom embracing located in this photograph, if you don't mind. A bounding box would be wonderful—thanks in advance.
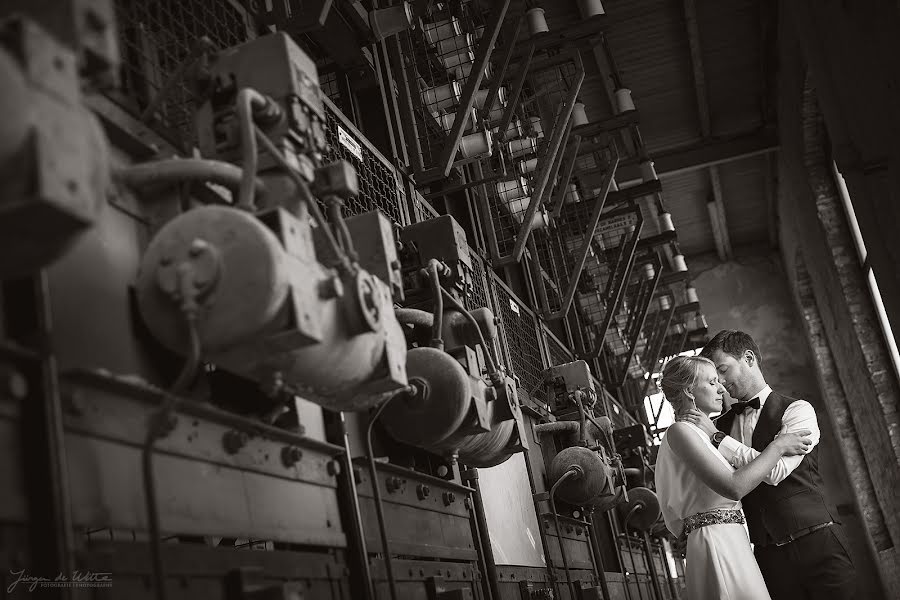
[654,330,857,600]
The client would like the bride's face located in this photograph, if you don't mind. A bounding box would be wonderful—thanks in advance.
[688,363,726,415]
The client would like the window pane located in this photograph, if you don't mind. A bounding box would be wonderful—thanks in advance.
[867,269,900,382]
[832,162,867,263]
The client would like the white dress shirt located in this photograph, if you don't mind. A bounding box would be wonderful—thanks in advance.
[717,385,821,485]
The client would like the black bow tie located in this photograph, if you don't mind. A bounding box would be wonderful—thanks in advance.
[732,397,761,415]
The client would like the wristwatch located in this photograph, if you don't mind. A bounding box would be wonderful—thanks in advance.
[710,431,727,449]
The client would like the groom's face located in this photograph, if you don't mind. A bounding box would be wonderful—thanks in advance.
[709,349,753,402]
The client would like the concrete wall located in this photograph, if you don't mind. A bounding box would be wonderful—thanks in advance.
[690,251,817,399]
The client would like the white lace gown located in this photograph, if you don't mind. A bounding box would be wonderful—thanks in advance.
[655,422,771,600]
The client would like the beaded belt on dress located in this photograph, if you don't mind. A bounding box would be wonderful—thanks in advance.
[683,508,745,536]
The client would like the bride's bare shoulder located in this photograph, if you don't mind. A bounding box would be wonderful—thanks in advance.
[665,422,702,452]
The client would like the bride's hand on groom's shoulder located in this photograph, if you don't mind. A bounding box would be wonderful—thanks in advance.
[676,408,718,436]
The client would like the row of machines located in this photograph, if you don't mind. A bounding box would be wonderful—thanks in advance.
[0,1,691,599]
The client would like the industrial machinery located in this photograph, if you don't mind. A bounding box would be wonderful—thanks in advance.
[0,1,711,599]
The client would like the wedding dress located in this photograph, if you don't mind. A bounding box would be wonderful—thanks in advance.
[655,422,771,600]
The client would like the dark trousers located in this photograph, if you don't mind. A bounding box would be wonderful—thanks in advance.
[754,525,856,600]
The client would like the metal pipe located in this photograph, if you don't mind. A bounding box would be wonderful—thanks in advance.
[587,513,612,600]
[508,52,586,264]
[618,260,663,387]
[464,470,499,600]
[642,532,665,600]
[440,286,500,377]
[366,397,400,600]
[601,510,631,600]
[114,159,267,201]
[550,469,580,599]
[142,315,200,600]
[427,261,445,350]
[533,421,580,435]
[336,412,375,600]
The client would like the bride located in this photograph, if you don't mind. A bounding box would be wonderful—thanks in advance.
[654,355,811,600]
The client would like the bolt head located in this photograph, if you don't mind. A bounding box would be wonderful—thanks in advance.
[326,460,341,476]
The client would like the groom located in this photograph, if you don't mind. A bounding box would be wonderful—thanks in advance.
[687,330,856,599]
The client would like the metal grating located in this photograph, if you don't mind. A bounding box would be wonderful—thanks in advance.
[113,0,251,148]
[490,275,544,395]
[321,97,408,227]
[543,326,574,368]
[412,194,441,224]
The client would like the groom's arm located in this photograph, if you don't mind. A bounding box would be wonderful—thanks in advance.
[718,401,820,485]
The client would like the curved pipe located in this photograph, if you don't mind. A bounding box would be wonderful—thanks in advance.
[114,159,267,202]
[533,421,580,435]
[394,308,434,329]
[550,468,580,599]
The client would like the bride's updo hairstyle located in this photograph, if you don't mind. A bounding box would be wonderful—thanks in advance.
[660,355,716,414]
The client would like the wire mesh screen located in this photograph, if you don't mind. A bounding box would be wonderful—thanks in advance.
[321,97,408,226]
[543,326,574,368]
[399,0,496,170]
[568,206,642,357]
[412,193,441,224]
[113,0,252,147]
[489,275,544,396]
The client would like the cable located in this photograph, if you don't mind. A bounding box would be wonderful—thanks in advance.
[365,394,405,600]
[549,468,580,599]
[426,261,444,351]
[439,285,499,376]
[252,125,354,274]
[142,313,200,600]
[236,89,263,211]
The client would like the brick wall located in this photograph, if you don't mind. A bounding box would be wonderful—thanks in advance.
[775,4,900,591]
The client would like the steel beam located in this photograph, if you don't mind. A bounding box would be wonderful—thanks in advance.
[480,16,523,117]
[612,130,779,185]
[420,0,511,181]
[500,51,585,265]
[547,149,619,321]
[618,257,663,387]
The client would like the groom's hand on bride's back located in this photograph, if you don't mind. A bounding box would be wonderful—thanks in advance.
[677,408,718,435]
[771,430,813,456]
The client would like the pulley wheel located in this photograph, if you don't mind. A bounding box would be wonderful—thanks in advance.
[617,486,661,531]
[380,347,470,447]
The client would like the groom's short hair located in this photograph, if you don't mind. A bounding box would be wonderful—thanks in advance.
[700,329,762,366]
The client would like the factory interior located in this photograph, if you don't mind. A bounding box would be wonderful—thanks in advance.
[0,0,898,598]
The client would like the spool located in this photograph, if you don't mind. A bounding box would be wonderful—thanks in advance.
[422,80,461,111]
[459,129,493,159]
[508,137,537,158]
[435,107,477,135]
[643,264,655,280]
[528,115,544,138]
[698,314,709,330]
[369,2,414,41]
[614,88,635,113]
[456,60,493,81]
[640,159,658,182]
[672,323,685,335]
[672,253,687,272]
[577,0,606,18]
[474,86,507,110]
[439,33,475,70]
[686,286,699,304]
[496,177,530,203]
[423,16,461,45]
[526,8,549,35]
[659,295,672,311]
[565,183,581,205]
[572,101,589,127]
[517,157,538,174]
[659,212,674,232]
